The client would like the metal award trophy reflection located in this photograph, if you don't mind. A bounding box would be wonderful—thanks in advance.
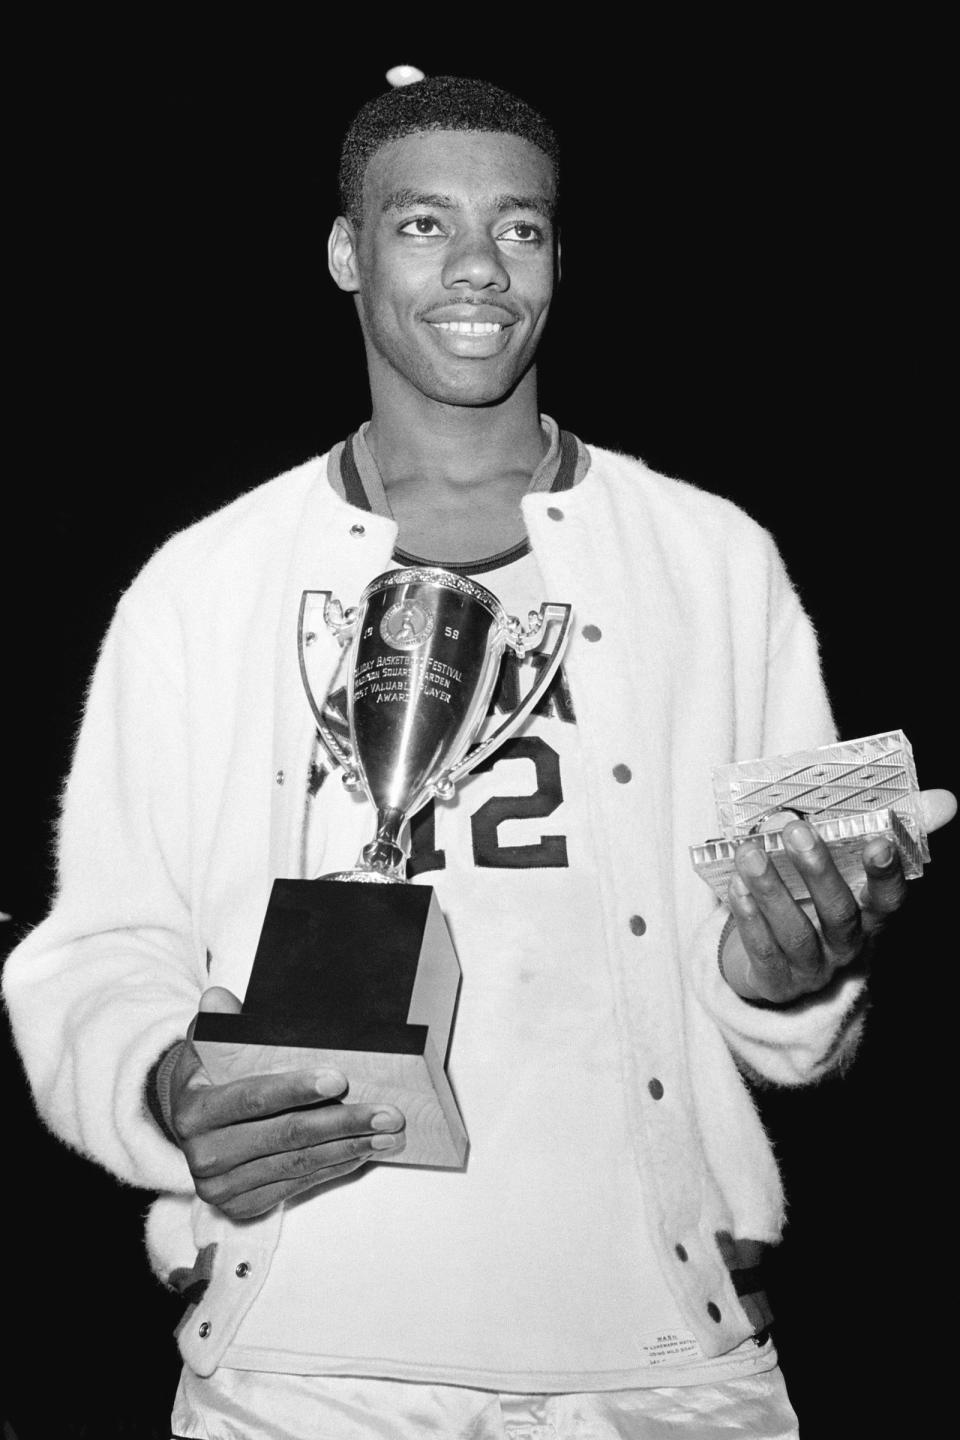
[194,568,572,1168]
[690,730,930,901]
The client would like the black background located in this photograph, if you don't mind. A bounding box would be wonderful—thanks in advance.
[4,23,953,1439]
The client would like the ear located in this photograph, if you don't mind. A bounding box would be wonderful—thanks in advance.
[328,216,361,293]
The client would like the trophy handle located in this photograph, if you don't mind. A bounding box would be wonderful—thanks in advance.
[298,590,360,783]
[439,602,573,793]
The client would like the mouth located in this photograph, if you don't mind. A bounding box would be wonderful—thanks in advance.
[421,307,519,358]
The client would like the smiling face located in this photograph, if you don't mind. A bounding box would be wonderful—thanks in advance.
[329,129,558,409]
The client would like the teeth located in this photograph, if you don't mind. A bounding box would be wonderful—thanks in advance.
[431,321,502,334]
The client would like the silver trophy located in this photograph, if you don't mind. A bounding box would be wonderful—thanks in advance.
[196,568,571,1170]
[299,566,572,880]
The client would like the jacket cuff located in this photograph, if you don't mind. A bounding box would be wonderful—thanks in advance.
[144,1039,186,1144]
[693,906,869,1085]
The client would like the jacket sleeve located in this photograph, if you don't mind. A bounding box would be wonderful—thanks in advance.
[3,585,200,1192]
[686,535,869,1086]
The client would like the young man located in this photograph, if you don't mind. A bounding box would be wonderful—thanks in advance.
[4,75,954,1438]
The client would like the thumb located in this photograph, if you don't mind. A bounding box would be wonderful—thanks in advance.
[199,985,243,1014]
[919,788,957,835]
[185,985,243,1043]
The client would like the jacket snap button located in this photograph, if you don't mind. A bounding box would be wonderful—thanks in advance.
[235,1262,250,1278]
[349,523,366,536]
[629,915,646,936]
[198,1321,211,1338]
[547,506,564,520]
[613,764,632,784]
[707,1302,722,1322]
[275,769,285,786]
[675,1243,688,1262]
[582,624,602,642]
[648,1078,664,1100]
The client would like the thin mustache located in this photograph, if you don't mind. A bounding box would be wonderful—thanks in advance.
[419,301,522,322]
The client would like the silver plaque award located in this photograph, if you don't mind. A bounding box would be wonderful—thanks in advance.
[195,568,571,1169]
[690,730,929,902]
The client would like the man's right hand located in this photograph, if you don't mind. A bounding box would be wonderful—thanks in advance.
[168,987,406,1219]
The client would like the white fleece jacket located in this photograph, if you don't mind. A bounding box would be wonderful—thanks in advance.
[3,443,864,1374]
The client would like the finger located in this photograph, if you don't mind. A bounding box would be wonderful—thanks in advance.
[195,1124,407,1213]
[211,1146,405,1221]
[185,1099,405,1177]
[780,822,862,966]
[175,1064,350,1141]
[919,787,957,834]
[198,985,243,1014]
[735,842,825,971]
[728,870,820,1000]
[222,1158,370,1219]
[859,838,908,929]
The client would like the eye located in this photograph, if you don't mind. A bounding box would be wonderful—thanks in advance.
[399,216,445,237]
[498,221,543,244]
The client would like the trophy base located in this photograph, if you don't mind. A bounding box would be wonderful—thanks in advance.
[320,868,404,884]
[194,1019,467,1170]
[193,878,468,1170]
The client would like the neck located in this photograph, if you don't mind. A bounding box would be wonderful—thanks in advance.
[364,368,547,490]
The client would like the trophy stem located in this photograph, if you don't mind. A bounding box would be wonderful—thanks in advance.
[358,807,407,879]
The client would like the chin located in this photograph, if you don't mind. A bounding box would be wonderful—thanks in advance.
[424,362,530,409]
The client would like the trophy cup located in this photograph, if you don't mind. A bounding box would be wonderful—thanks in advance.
[690,730,930,902]
[194,567,571,1168]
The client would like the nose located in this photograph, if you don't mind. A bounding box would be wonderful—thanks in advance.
[440,227,510,292]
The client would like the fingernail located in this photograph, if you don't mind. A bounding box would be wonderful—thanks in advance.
[870,841,894,868]
[740,846,767,877]
[313,1070,345,1095]
[371,1132,404,1150]
[371,1110,401,1131]
[787,822,817,852]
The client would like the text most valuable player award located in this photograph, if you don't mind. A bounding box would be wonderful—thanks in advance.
[194,567,572,1168]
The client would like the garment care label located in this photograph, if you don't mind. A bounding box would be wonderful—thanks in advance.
[636,1330,704,1366]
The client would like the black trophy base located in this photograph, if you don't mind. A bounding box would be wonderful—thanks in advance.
[193,878,468,1169]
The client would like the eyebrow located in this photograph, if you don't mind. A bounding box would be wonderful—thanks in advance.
[381,189,556,220]
[382,189,454,213]
[495,193,556,220]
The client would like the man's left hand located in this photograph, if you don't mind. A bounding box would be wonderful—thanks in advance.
[720,788,956,1004]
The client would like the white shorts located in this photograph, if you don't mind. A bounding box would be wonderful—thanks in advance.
[171,1364,800,1439]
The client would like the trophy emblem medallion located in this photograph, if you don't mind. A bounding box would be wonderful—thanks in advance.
[380,598,435,650]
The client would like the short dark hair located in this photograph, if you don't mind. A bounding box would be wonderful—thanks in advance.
[338,74,560,226]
